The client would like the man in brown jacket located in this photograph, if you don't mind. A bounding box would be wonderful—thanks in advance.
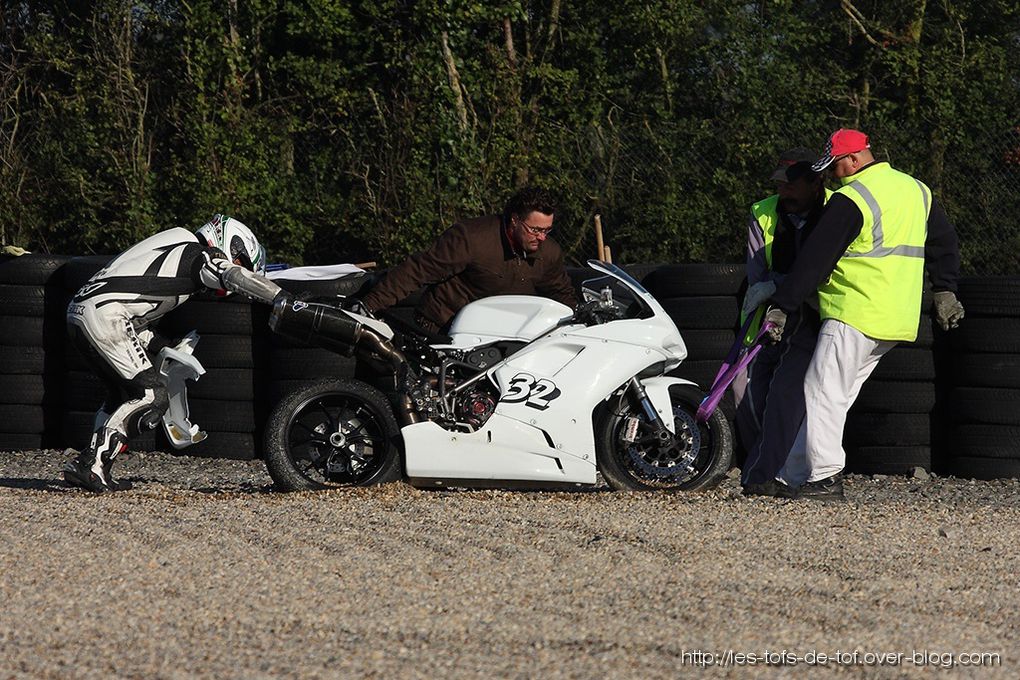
[359,186,577,333]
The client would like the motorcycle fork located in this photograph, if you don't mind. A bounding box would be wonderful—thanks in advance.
[627,378,676,448]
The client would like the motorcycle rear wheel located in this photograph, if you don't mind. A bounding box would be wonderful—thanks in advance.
[597,384,733,491]
[264,379,403,491]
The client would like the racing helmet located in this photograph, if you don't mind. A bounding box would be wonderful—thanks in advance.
[195,214,266,275]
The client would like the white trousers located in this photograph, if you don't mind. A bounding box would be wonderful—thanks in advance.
[778,319,896,486]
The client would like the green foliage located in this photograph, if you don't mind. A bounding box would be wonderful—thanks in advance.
[0,1,1017,272]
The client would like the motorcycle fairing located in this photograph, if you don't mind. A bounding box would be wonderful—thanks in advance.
[404,328,687,484]
[440,295,573,349]
[402,414,593,482]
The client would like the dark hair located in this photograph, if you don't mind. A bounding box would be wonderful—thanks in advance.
[503,186,557,222]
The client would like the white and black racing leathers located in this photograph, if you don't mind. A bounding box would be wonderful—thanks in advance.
[64,227,282,490]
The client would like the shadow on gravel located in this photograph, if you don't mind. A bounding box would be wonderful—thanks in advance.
[0,477,276,495]
[0,475,156,493]
[0,476,79,492]
[190,483,275,494]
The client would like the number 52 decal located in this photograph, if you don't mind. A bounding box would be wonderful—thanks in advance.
[501,372,561,411]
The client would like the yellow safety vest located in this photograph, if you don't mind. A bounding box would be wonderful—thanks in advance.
[819,162,930,342]
[743,189,832,344]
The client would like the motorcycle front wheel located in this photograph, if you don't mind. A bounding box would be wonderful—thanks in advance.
[264,379,403,491]
[597,384,733,491]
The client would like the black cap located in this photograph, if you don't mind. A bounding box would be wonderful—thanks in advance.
[769,147,817,183]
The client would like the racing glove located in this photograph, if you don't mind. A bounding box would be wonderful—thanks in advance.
[741,280,777,317]
[763,306,787,344]
[933,291,965,331]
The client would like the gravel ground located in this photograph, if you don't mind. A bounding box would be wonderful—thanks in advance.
[1,449,1018,679]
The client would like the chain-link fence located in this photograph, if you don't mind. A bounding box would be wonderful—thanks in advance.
[552,119,1020,276]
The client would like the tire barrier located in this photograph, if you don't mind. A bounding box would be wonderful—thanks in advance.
[0,255,1016,480]
[938,276,1020,479]
[0,254,69,451]
[642,263,747,298]
[265,273,371,403]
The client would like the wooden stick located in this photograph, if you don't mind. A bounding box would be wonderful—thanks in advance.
[354,261,377,270]
[603,245,612,264]
[594,214,606,262]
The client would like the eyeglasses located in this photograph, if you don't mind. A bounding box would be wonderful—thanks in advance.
[517,219,554,236]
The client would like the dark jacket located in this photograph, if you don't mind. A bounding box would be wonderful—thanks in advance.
[362,215,577,332]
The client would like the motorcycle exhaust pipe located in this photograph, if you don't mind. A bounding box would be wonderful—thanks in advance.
[269,296,421,426]
[269,296,365,355]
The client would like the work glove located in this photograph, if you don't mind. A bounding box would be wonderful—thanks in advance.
[933,291,965,331]
[763,306,787,344]
[741,280,777,317]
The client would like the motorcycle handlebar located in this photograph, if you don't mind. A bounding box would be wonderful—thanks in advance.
[572,299,624,326]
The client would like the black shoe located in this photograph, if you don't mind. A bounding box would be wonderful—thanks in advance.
[796,473,845,501]
[742,479,795,498]
[62,458,110,493]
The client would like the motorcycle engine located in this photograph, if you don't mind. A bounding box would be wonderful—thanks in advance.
[409,342,522,431]
[455,383,498,429]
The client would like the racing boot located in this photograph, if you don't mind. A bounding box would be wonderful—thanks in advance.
[62,449,110,493]
[62,429,132,492]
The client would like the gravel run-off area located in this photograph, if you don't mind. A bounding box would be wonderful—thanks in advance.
[0,449,1018,679]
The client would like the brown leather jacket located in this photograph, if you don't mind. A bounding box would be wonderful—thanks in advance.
[362,215,577,332]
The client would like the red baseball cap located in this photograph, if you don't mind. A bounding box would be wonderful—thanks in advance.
[812,129,870,171]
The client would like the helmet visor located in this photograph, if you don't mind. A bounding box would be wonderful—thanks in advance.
[229,235,256,271]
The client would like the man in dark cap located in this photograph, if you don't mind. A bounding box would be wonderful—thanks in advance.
[735,148,832,495]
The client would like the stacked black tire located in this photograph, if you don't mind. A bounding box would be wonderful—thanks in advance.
[940,277,1020,479]
[641,264,746,392]
[844,298,938,474]
[158,292,262,459]
[3,256,1019,480]
[262,274,374,402]
[0,255,70,450]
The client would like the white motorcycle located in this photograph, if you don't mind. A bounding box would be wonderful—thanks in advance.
[263,261,733,492]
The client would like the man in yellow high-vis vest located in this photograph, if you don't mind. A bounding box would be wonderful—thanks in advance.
[736,148,831,495]
[763,129,964,501]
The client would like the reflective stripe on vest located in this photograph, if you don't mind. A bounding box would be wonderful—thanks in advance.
[819,163,929,342]
[841,178,928,259]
